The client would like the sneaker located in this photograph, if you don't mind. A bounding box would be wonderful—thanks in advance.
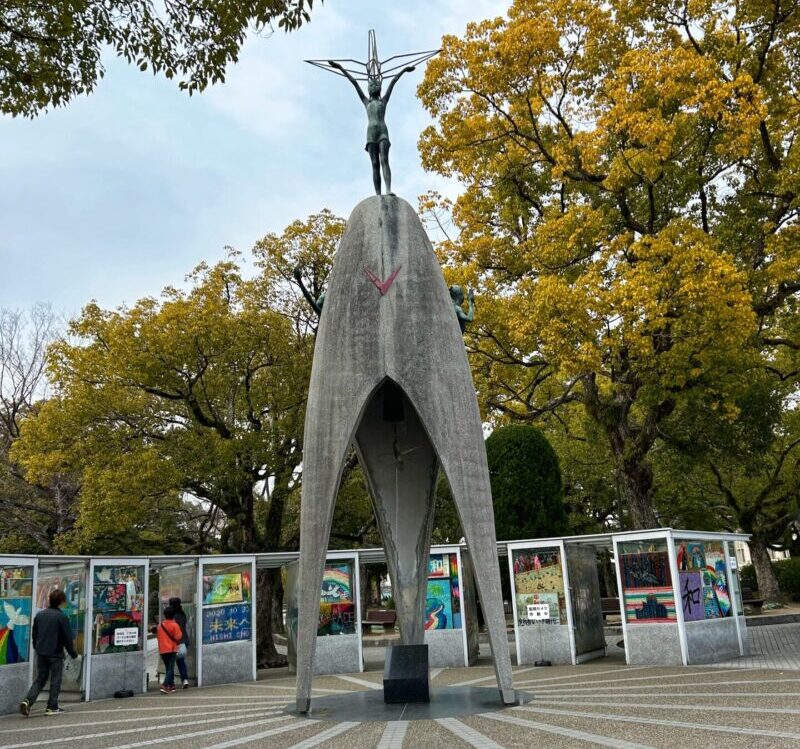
[18,701,30,717]
[182,680,189,689]
[159,685,170,694]
[45,707,64,715]
[167,685,177,693]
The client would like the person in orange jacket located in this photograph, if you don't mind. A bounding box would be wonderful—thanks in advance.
[156,606,182,694]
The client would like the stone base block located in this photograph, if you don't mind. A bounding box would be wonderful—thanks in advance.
[383,644,429,703]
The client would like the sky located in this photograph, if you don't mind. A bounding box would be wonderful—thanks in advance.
[0,0,509,318]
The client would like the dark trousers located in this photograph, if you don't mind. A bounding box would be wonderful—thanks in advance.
[175,653,188,682]
[25,655,64,709]
[160,652,176,687]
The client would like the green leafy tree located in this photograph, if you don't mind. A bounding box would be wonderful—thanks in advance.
[485,424,568,540]
[1,0,317,117]
[418,0,800,530]
[654,375,800,601]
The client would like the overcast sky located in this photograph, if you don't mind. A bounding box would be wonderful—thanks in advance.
[0,1,509,317]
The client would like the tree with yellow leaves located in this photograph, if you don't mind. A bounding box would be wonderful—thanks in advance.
[418,0,799,529]
[11,211,346,666]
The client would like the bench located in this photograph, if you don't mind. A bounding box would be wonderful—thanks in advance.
[362,609,397,632]
[741,587,764,612]
[601,597,621,619]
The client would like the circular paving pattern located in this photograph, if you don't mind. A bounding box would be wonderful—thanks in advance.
[2,652,800,749]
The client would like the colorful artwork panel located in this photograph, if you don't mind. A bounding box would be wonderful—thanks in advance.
[676,540,732,620]
[450,568,461,628]
[621,552,671,589]
[93,611,141,653]
[202,603,252,644]
[428,554,450,578]
[37,571,86,652]
[203,573,244,605]
[93,583,127,612]
[321,563,353,604]
[0,577,32,599]
[513,548,564,596]
[623,587,676,623]
[36,572,84,610]
[425,578,454,630]
[679,571,704,621]
[713,577,732,617]
[703,586,721,619]
[318,602,356,636]
[0,597,31,664]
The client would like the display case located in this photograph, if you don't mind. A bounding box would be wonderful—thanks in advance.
[424,545,476,667]
[35,560,88,695]
[613,530,746,666]
[85,558,148,700]
[508,541,574,665]
[287,551,362,675]
[158,560,198,682]
[0,558,37,715]
[197,556,256,687]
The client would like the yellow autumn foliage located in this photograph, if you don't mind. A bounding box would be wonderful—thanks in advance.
[419,0,799,527]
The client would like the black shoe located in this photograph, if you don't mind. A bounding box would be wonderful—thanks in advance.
[45,707,65,715]
[19,701,30,717]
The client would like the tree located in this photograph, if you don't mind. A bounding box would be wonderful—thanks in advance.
[485,424,568,540]
[653,375,800,601]
[418,0,799,529]
[1,0,317,117]
[0,305,79,553]
[13,210,347,663]
[13,258,310,666]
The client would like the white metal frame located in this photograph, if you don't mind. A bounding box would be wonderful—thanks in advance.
[723,539,746,656]
[0,555,38,690]
[666,530,690,665]
[612,530,685,664]
[671,532,747,660]
[196,555,257,687]
[506,540,575,666]
[323,550,364,672]
[85,557,149,699]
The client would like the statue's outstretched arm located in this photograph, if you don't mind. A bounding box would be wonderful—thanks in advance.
[465,288,475,323]
[329,60,367,105]
[382,65,415,104]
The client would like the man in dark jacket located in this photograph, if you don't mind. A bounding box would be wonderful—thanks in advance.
[19,589,78,716]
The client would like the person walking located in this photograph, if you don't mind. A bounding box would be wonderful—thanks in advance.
[157,606,182,694]
[19,589,78,716]
[168,597,190,689]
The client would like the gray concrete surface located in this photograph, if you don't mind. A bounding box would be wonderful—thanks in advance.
[517,624,573,665]
[712,622,800,670]
[624,622,684,666]
[294,195,514,711]
[3,647,800,748]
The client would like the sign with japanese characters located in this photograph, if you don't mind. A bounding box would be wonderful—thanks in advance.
[202,603,252,644]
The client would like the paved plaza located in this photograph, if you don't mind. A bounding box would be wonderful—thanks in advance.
[1,625,799,749]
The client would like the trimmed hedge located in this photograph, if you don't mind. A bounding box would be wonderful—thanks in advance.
[739,557,800,601]
[485,424,568,541]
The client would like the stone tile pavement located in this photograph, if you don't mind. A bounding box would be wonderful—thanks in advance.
[3,655,800,748]
[711,622,800,670]
[2,623,797,748]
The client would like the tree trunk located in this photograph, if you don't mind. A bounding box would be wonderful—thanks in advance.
[617,456,659,529]
[749,538,781,601]
[255,462,294,669]
[256,567,288,668]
